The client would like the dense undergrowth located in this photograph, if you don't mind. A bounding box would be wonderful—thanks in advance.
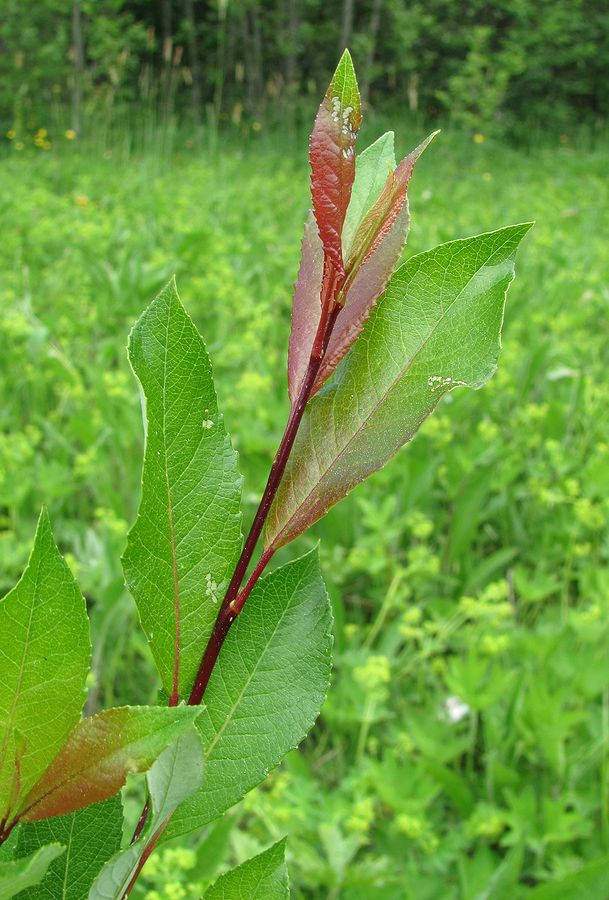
[1,130,608,897]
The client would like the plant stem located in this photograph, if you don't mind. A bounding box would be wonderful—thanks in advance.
[129,274,342,857]
[123,821,167,897]
[188,288,341,706]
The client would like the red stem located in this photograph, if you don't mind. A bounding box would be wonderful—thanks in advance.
[128,266,343,879]
[188,281,341,706]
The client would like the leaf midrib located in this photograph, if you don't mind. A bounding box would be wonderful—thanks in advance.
[0,550,41,811]
[19,718,189,820]
[160,301,182,703]
[271,235,514,547]
[205,570,307,760]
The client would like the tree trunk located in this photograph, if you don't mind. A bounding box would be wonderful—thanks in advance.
[285,0,299,91]
[71,1,84,134]
[241,6,264,113]
[338,0,354,54]
[361,0,383,104]
[161,0,173,119]
[184,0,202,126]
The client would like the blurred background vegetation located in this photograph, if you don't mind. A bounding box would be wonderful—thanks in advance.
[2,1,609,898]
[1,0,608,147]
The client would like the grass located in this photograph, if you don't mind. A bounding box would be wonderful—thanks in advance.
[1,127,609,897]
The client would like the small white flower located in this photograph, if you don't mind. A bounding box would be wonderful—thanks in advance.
[444,696,470,723]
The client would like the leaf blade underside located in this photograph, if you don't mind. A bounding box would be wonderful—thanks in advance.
[88,728,205,900]
[0,845,66,900]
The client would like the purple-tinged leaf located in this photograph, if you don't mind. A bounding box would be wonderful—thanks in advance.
[310,135,436,395]
[287,213,324,404]
[342,131,396,260]
[265,225,532,551]
[309,49,361,292]
[0,509,89,825]
[18,705,200,822]
[345,132,437,277]
[311,197,410,396]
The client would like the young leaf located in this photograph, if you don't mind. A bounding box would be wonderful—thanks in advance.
[0,509,90,824]
[287,212,324,403]
[342,131,396,259]
[312,134,436,395]
[265,224,533,550]
[123,278,242,704]
[289,133,396,403]
[18,705,201,822]
[0,845,65,899]
[309,49,361,288]
[88,728,204,900]
[164,550,332,841]
[15,798,122,899]
[344,134,436,275]
[204,839,289,900]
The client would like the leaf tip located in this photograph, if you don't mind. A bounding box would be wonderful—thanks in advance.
[328,49,361,125]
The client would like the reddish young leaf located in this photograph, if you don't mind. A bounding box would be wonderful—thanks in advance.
[312,199,410,395]
[17,705,200,822]
[311,133,437,395]
[287,213,324,404]
[309,49,362,295]
[344,141,417,275]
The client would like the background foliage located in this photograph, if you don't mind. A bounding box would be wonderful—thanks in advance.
[1,0,608,146]
[2,1,609,897]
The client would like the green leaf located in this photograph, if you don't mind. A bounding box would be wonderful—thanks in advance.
[0,509,90,823]
[15,798,123,899]
[265,224,533,551]
[343,131,396,258]
[0,846,65,900]
[328,49,360,120]
[123,278,242,703]
[313,134,436,397]
[88,728,204,900]
[525,854,609,899]
[19,705,201,822]
[204,839,289,900]
[476,845,523,899]
[164,550,332,841]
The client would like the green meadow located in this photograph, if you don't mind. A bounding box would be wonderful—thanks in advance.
[2,129,609,896]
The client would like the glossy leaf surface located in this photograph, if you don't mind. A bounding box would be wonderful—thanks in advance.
[123,279,242,703]
[88,728,204,899]
[0,510,89,822]
[0,846,65,900]
[342,131,396,258]
[16,798,122,899]
[266,224,532,550]
[312,134,437,395]
[287,212,324,403]
[165,551,332,840]
[288,133,395,403]
[204,839,289,900]
[20,706,200,821]
[309,49,361,284]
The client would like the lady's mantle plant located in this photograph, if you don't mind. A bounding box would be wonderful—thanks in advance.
[0,52,530,898]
